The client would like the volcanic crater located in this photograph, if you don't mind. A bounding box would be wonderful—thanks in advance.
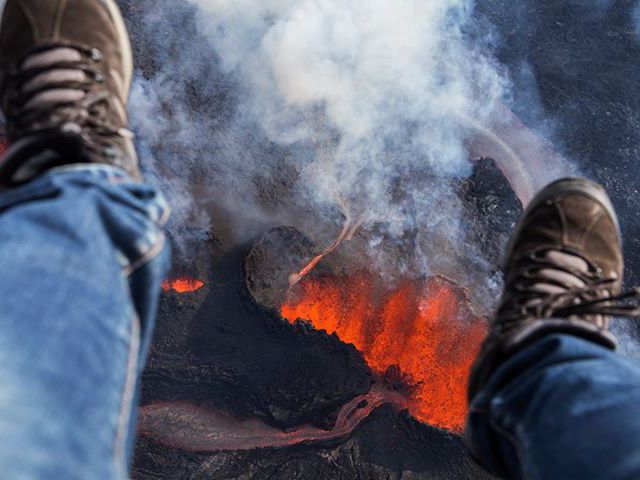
[126,1,640,478]
[133,158,520,480]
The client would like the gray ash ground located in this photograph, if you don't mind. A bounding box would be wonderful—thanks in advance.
[477,1,640,287]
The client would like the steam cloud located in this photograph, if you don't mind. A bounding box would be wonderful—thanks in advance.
[126,0,562,310]
[0,0,636,351]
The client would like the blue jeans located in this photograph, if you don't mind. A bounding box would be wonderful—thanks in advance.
[467,333,640,480]
[0,165,170,479]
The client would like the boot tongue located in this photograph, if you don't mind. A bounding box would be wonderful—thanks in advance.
[530,250,590,295]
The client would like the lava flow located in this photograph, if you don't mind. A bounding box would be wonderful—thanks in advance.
[281,274,487,432]
[139,386,405,452]
[289,216,362,288]
[161,277,205,293]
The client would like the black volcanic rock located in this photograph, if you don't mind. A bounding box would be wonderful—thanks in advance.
[142,241,372,429]
[460,157,523,267]
[136,234,500,479]
[245,226,317,310]
[128,0,640,477]
[136,158,524,480]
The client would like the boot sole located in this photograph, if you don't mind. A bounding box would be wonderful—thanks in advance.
[505,177,622,265]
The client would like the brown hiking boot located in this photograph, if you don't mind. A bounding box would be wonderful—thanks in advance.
[468,177,640,399]
[0,0,139,185]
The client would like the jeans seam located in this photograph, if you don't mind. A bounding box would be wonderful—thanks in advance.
[46,163,129,180]
[123,231,166,277]
[469,405,489,414]
[114,311,141,478]
[114,226,166,474]
[489,412,528,480]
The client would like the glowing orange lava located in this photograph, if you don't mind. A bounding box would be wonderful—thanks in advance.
[281,273,487,432]
[162,277,205,293]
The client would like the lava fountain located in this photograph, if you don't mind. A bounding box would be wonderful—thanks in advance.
[281,273,487,432]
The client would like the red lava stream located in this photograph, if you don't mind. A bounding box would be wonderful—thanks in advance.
[138,385,406,452]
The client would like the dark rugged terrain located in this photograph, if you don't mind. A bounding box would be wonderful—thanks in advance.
[127,1,640,478]
[132,158,516,480]
[134,408,486,480]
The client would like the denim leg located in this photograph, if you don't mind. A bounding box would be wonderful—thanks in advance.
[467,333,640,480]
[0,165,170,480]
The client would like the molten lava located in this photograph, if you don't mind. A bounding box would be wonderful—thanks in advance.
[162,277,205,293]
[138,385,405,452]
[289,216,363,288]
[281,274,487,432]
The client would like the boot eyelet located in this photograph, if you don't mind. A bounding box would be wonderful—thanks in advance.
[61,122,82,134]
[104,146,118,159]
[94,73,104,83]
[90,48,103,61]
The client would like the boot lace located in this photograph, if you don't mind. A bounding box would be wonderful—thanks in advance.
[500,247,640,325]
[2,44,131,154]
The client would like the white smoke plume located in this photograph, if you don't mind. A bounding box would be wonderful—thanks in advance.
[189,0,506,201]
[124,0,571,309]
